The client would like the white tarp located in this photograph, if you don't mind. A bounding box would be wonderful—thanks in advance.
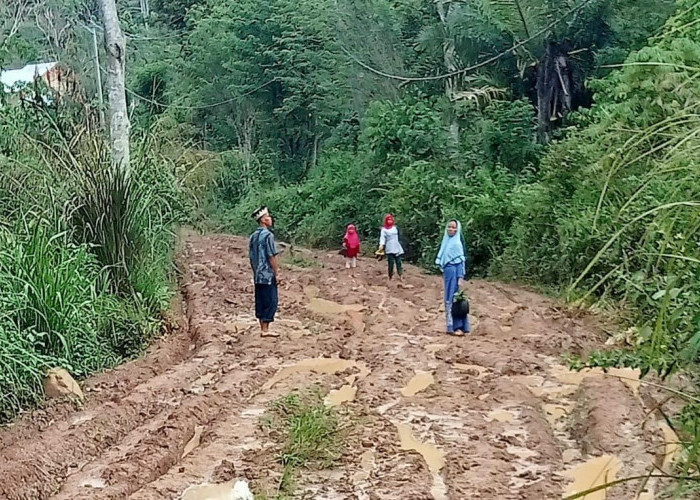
[1,62,57,92]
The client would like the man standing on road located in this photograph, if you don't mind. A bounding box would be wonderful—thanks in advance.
[249,206,282,337]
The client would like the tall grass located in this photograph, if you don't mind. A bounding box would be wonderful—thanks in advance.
[0,106,190,422]
[0,223,107,364]
[72,160,150,297]
[0,319,54,421]
[0,220,121,420]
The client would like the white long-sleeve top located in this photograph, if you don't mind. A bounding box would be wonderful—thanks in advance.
[379,226,404,256]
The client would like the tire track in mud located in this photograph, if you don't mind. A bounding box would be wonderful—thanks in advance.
[0,234,677,499]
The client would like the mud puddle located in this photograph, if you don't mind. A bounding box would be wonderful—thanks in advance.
[262,357,370,391]
[353,450,376,483]
[660,421,682,471]
[549,364,641,396]
[562,455,622,500]
[325,384,357,407]
[307,297,365,316]
[396,423,447,500]
[400,371,435,397]
[486,408,517,423]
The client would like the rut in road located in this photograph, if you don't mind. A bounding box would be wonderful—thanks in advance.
[0,234,678,499]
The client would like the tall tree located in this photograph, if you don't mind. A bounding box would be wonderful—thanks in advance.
[416,0,676,141]
[435,0,462,147]
[0,1,36,67]
[182,0,349,180]
[98,0,130,170]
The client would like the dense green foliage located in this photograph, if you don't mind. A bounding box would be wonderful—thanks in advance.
[148,0,679,272]
[219,96,540,271]
[503,1,700,377]
[0,101,192,421]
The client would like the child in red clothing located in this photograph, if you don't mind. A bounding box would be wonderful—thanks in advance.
[343,224,361,276]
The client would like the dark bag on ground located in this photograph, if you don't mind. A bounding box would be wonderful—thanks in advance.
[451,297,470,318]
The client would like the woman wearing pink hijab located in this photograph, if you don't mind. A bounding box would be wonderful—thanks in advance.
[343,224,361,276]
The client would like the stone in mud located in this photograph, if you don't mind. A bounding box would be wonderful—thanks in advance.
[43,368,84,400]
[181,480,253,500]
[212,459,238,482]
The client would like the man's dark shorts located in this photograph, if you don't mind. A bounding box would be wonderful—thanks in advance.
[255,281,278,323]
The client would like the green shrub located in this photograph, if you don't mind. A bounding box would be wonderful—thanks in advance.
[0,222,117,371]
[361,96,448,168]
[72,162,150,297]
[470,99,543,174]
[0,319,54,421]
[0,111,187,422]
[500,0,700,379]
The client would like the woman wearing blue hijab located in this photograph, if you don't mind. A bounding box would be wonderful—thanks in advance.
[435,219,469,335]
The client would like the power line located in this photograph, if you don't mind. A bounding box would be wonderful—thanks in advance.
[340,0,597,83]
[123,76,278,110]
[82,22,277,111]
[78,20,186,42]
[124,31,186,41]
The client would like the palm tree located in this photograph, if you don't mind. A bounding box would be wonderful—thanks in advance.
[417,0,622,141]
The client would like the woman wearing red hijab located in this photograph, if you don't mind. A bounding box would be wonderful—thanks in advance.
[343,224,361,276]
[378,214,404,282]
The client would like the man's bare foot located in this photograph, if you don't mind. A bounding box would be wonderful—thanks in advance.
[261,330,280,337]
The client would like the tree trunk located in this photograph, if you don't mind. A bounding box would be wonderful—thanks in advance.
[436,0,460,150]
[536,42,573,143]
[98,0,130,171]
[140,0,150,27]
[311,134,319,169]
[233,107,257,186]
[90,27,106,129]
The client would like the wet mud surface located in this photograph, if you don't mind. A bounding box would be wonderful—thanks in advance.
[0,234,678,499]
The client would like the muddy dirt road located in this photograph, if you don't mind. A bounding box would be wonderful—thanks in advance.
[0,234,678,499]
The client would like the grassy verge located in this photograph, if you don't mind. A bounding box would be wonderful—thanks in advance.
[0,106,196,423]
[257,389,346,499]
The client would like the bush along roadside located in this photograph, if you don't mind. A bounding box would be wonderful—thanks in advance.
[0,107,191,422]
